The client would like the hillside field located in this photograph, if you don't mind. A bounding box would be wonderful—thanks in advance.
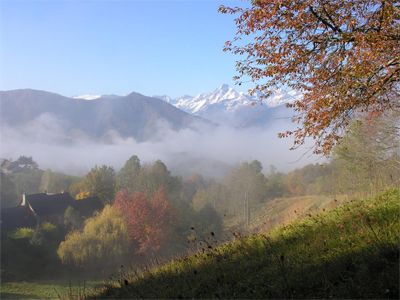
[94,189,400,299]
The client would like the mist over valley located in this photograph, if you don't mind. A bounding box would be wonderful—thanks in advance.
[0,86,317,176]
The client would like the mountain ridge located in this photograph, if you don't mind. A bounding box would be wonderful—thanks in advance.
[0,89,210,142]
[153,84,300,127]
[154,84,300,112]
[0,85,299,136]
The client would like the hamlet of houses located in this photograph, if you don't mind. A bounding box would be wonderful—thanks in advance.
[0,192,103,230]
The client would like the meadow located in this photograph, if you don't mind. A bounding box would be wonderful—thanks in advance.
[94,188,400,299]
[225,193,349,231]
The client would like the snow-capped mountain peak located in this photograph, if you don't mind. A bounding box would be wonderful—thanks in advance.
[156,84,258,115]
[72,94,102,100]
[153,84,301,127]
[209,84,243,103]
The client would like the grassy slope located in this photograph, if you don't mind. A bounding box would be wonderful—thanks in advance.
[0,281,100,299]
[94,189,400,299]
[247,194,348,231]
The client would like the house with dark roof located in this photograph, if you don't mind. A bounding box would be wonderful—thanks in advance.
[0,205,37,230]
[23,192,74,216]
[0,192,104,230]
[22,192,75,224]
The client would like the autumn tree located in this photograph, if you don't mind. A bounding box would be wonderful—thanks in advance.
[220,1,399,154]
[114,186,174,255]
[57,205,129,267]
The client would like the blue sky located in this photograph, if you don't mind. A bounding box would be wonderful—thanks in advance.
[0,0,250,98]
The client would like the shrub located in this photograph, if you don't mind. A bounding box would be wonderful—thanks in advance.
[57,205,129,267]
[10,227,35,239]
[41,221,57,233]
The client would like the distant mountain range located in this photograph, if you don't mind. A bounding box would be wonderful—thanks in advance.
[154,84,300,127]
[0,89,208,142]
[0,85,299,143]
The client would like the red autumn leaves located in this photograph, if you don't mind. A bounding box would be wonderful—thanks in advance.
[220,1,399,155]
[114,186,174,254]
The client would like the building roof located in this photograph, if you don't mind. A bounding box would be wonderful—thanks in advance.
[26,192,75,216]
[0,206,37,230]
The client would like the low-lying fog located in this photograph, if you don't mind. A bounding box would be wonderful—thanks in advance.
[0,112,323,177]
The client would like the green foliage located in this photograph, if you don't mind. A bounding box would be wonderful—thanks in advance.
[84,165,116,204]
[117,157,182,203]
[9,227,35,239]
[141,160,170,194]
[11,168,43,197]
[29,229,45,246]
[95,189,400,299]
[285,163,334,196]
[117,155,141,191]
[39,169,81,194]
[226,160,266,204]
[57,205,129,267]
[29,222,59,246]
[1,223,65,281]
[63,206,82,230]
[264,165,287,200]
[222,160,267,225]
[0,172,19,208]
[195,203,223,238]
[192,189,210,211]
[139,160,182,201]
[332,112,400,193]
[181,173,207,202]
[8,222,59,248]
[40,221,57,233]
[191,161,268,228]
[68,179,88,197]
[195,181,228,212]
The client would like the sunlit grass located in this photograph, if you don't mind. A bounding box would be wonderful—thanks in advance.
[223,193,348,231]
[94,189,399,299]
